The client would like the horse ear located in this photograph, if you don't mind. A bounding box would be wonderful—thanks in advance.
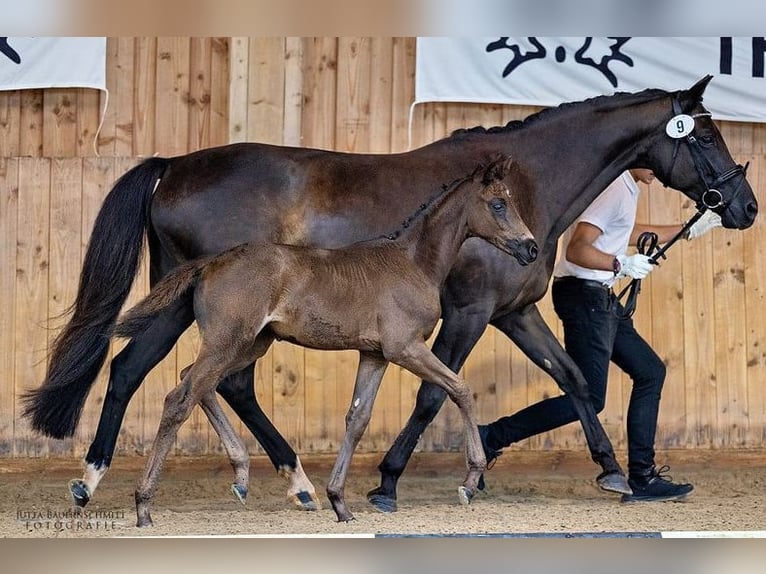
[485,155,512,183]
[680,74,713,110]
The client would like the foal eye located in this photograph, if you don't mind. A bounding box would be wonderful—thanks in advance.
[491,200,506,213]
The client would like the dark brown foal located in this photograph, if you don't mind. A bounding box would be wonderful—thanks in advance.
[115,156,538,525]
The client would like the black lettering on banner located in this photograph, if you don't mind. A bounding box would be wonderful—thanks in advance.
[753,37,766,77]
[720,37,733,74]
[0,37,21,64]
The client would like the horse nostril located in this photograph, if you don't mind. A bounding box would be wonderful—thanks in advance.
[746,201,759,216]
[528,242,539,262]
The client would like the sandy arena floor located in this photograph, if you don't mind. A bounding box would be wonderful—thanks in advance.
[1,449,764,538]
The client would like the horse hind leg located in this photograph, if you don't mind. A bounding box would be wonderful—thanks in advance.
[198,391,250,504]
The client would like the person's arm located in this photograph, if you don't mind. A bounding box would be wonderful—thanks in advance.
[628,223,684,246]
[565,221,615,272]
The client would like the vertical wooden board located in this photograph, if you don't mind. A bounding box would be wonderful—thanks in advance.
[42,89,78,157]
[209,37,229,147]
[95,38,119,156]
[367,37,393,153]
[134,37,157,156]
[303,348,338,453]
[743,155,766,446]
[336,38,371,153]
[0,159,18,455]
[155,37,191,156]
[76,158,117,457]
[111,38,137,156]
[228,37,249,144]
[712,224,748,448]
[390,37,416,153]
[271,341,305,453]
[283,37,304,148]
[647,185,687,449]
[14,158,50,456]
[681,212,717,447]
[301,37,338,151]
[76,88,101,157]
[188,37,212,152]
[46,159,83,456]
[0,90,21,157]
[248,37,285,144]
[19,90,43,157]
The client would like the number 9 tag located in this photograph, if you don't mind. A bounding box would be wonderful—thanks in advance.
[665,114,695,138]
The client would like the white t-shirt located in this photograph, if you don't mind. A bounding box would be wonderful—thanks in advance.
[553,171,640,285]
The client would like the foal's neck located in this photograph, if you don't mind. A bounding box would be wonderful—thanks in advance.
[395,180,474,286]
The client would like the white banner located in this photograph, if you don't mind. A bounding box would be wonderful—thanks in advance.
[0,37,106,91]
[416,37,766,123]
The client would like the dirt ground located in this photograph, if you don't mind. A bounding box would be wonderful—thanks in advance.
[1,449,764,538]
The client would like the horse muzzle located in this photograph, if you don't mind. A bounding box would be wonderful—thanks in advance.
[509,238,538,266]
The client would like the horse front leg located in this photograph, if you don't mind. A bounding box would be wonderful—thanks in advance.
[327,352,388,522]
[71,299,194,508]
[215,366,320,511]
[367,305,490,512]
[493,305,630,494]
[390,341,485,506]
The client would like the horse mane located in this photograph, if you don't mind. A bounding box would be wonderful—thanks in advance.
[446,87,671,139]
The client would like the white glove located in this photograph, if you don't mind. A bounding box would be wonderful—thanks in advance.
[615,253,655,280]
[685,210,722,240]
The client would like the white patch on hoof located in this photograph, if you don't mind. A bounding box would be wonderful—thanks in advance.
[281,456,321,510]
[82,462,108,495]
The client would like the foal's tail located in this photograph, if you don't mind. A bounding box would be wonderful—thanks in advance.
[114,258,210,340]
[22,157,169,439]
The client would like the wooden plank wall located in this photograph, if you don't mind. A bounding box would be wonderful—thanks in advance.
[0,37,764,459]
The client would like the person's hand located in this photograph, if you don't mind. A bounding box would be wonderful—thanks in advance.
[685,210,722,240]
[615,253,655,279]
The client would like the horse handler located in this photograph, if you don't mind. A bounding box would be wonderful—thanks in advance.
[479,168,722,502]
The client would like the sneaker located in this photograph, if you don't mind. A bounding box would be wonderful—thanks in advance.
[620,465,693,503]
[476,425,503,491]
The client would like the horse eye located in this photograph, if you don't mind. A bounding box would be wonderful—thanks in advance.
[699,134,715,146]
[491,200,506,213]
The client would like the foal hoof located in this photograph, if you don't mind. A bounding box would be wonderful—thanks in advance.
[458,485,475,505]
[366,488,398,513]
[136,516,154,528]
[288,490,320,511]
[231,484,248,505]
[69,480,91,508]
[597,471,633,495]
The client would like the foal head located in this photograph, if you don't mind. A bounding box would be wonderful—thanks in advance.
[465,156,538,266]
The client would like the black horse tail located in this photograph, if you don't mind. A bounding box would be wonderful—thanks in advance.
[114,258,210,340]
[22,157,170,438]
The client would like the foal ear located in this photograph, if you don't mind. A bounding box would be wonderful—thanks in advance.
[483,155,513,184]
[680,74,713,110]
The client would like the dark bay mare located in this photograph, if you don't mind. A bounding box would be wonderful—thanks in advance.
[112,157,537,525]
[24,76,757,512]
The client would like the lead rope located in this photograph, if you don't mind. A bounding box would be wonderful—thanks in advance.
[615,208,706,319]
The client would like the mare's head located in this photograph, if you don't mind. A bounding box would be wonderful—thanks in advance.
[639,75,757,229]
[464,156,538,265]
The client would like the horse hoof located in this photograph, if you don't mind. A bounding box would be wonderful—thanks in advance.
[366,490,398,513]
[69,480,91,508]
[458,486,475,505]
[231,484,248,505]
[288,490,320,511]
[597,471,632,495]
[136,517,154,528]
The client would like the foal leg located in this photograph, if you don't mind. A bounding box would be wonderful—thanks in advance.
[368,305,490,512]
[72,298,194,508]
[390,341,486,506]
[198,391,250,504]
[135,353,224,527]
[327,352,388,522]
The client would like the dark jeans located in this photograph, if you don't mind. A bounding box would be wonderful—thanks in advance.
[485,276,666,474]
